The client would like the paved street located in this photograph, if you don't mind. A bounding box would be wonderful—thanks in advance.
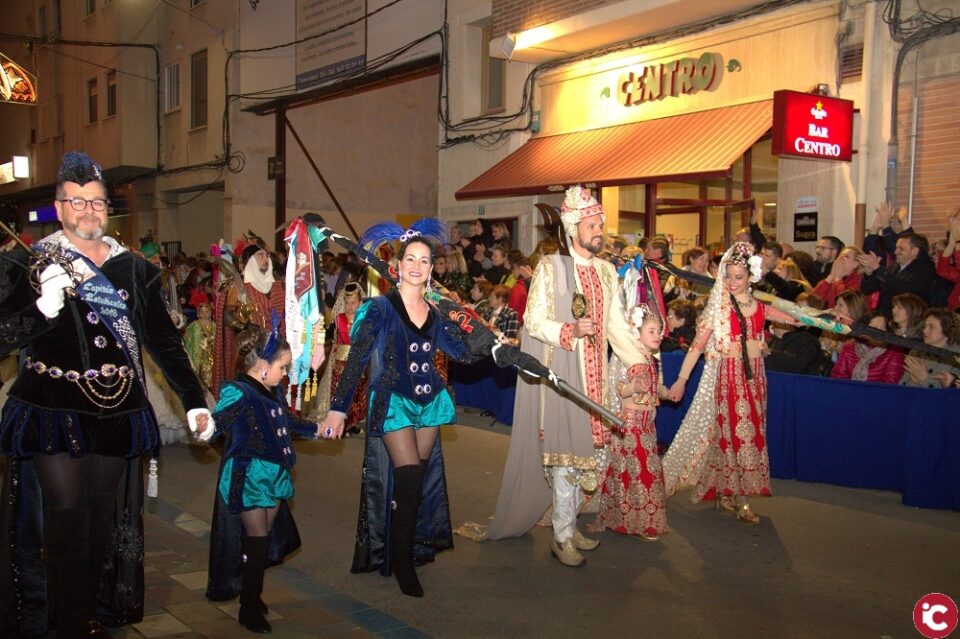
[119,407,960,639]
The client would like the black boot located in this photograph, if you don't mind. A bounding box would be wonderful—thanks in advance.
[43,508,92,639]
[390,464,424,597]
[238,535,271,633]
[85,494,117,638]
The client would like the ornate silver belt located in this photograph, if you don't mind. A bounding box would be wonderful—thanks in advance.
[24,357,133,381]
[24,357,134,408]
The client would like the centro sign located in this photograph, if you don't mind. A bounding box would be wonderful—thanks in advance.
[617,52,723,107]
[772,89,854,162]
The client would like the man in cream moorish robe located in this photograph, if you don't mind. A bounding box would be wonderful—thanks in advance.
[475,186,644,567]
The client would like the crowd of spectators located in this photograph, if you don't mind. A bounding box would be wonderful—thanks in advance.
[639,202,960,389]
[162,205,960,395]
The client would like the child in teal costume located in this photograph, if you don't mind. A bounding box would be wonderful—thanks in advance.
[207,325,323,633]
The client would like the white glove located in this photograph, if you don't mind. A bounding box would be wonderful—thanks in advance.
[187,408,215,441]
[169,310,186,329]
[36,264,74,319]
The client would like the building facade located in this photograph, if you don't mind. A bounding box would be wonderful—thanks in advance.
[0,0,232,256]
[3,1,956,261]
[441,0,960,257]
[0,0,449,255]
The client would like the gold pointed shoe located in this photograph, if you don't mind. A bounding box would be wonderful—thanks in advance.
[572,528,599,551]
[716,494,735,512]
[550,539,585,567]
[736,504,760,525]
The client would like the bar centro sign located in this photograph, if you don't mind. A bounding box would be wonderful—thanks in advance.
[617,52,723,106]
[772,89,854,161]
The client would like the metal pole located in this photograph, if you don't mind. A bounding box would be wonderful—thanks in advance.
[285,117,360,240]
[907,49,920,226]
[275,105,286,252]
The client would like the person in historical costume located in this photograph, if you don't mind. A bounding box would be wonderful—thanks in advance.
[664,242,796,524]
[588,305,670,541]
[319,219,484,598]
[211,247,244,398]
[183,301,216,391]
[143,351,193,446]
[0,152,212,638]
[212,241,285,397]
[315,282,368,435]
[458,186,645,568]
[203,325,323,633]
[138,243,195,445]
[140,240,185,330]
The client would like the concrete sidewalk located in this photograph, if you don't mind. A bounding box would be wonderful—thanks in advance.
[97,407,959,638]
[105,494,427,638]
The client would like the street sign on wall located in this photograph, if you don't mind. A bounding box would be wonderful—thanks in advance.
[295,0,367,90]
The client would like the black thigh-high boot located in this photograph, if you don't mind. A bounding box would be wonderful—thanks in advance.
[390,464,424,597]
[238,535,271,633]
[43,508,91,639]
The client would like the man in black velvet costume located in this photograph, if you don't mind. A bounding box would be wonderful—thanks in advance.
[0,151,213,638]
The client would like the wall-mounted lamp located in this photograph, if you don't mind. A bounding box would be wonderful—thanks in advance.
[0,156,29,185]
[500,32,516,61]
[12,156,28,179]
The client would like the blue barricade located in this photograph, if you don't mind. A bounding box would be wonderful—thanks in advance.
[453,350,960,510]
[451,358,517,426]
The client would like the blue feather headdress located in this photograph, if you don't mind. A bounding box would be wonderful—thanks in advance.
[359,218,449,253]
[256,311,283,362]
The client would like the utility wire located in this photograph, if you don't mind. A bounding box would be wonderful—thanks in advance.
[39,46,156,82]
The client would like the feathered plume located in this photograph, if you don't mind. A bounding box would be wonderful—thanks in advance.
[57,151,104,185]
[409,218,449,247]
[359,219,449,251]
[257,311,283,362]
[359,222,405,251]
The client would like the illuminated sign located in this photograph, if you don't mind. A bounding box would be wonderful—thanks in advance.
[29,206,58,223]
[617,52,723,107]
[0,52,38,105]
[771,89,853,162]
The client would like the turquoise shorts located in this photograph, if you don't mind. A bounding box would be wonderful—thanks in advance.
[379,389,456,433]
[218,458,293,510]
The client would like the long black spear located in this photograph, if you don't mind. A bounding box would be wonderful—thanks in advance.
[300,214,625,428]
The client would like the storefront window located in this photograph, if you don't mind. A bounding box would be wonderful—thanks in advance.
[607,137,778,263]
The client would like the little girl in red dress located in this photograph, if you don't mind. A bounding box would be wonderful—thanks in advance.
[590,309,669,541]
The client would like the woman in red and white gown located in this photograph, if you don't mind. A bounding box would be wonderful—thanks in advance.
[664,242,797,524]
[316,283,368,434]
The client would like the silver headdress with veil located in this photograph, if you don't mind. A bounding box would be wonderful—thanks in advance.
[661,241,760,497]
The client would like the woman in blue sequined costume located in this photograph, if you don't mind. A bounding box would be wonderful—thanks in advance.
[321,226,481,598]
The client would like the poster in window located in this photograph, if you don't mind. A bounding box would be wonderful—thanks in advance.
[793,196,818,242]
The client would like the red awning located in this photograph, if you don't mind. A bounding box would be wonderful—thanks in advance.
[455,100,773,199]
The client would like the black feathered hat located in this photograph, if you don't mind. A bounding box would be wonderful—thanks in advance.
[57,151,104,186]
